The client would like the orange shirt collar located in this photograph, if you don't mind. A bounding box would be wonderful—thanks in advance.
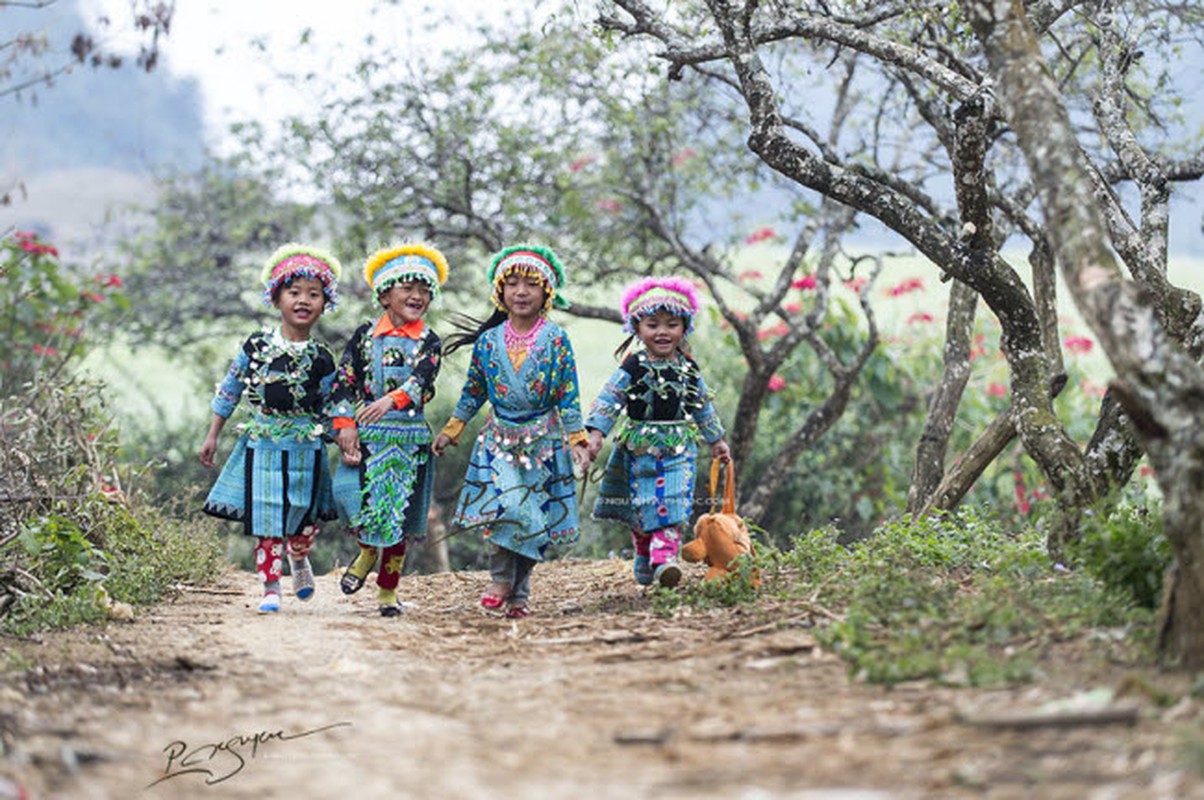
[372,315,425,339]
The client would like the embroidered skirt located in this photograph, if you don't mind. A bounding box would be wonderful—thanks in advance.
[453,412,579,561]
[332,419,434,548]
[203,435,337,538]
[592,444,698,533]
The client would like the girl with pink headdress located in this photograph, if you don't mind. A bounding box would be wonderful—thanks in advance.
[584,276,731,588]
[200,243,342,613]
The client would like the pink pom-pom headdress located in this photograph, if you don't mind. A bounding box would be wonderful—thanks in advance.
[621,275,701,334]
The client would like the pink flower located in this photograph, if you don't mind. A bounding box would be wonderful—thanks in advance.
[1063,335,1093,354]
[907,312,934,324]
[567,154,597,172]
[738,269,764,282]
[32,343,60,356]
[783,302,801,314]
[844,276,868,293]
[672,148,697,166]
[791,274,817,290]
[886,277,924,297]
[1139,465,1155,479]
[80,291,105,303]
[96,273,124,288]
[595,199,622,214]
[14,231,36,240]
[767,374,787,393]
[743,226,777,245]
[985,382,1007,397]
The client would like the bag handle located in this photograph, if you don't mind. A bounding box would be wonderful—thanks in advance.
[708,458,736,515]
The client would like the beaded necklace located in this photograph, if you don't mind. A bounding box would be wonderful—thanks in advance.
[503,317,545,352]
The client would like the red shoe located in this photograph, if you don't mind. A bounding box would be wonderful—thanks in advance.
[480,591,506,610]
[504,603,531,619]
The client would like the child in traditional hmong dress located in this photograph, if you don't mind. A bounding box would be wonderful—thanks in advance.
[431,244,589,618]
[329,243,447,617]
[585,276,730,588]
[200,244,342,613]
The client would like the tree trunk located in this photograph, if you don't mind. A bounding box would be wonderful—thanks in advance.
[967,0,1204,666]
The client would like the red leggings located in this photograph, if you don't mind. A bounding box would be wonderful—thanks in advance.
[254,526,317,584]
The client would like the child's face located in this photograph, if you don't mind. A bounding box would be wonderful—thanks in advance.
[500,272,548,322]
[635,310,685,359]
[380,279,431,325]
[273,276,327,332]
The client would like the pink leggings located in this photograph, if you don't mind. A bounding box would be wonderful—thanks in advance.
[633,527,680,566]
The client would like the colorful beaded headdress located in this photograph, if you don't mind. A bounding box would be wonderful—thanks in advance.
[487,243,569,312]
[261,243,342,311]
[363,243,449,300]
[620,275,701,334]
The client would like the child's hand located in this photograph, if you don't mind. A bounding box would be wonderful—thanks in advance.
[711,439,732,463]
[356,396,394,426]
[431,433,453,457]
[199,436,218,469]
[586,429,604,461]
[336,427,362,466]
[571,443,590,473]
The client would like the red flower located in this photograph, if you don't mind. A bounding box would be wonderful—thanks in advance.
[844,276,868,293]
[1063,335,1093,354]
[969,334,988,361]
[14,231,36,240]
[743,226,777,245]
[1139,465,1155,479]
[96,273,124,288]
[757,322,789,340]
[767,374,787,392]
[80,291,105,303]
[886,277,924,297]
[907,312,934,324]
[783,302,801,314]
[1014,472,1030,514]
[738,269,764,282]
[985,382,1007,397]
[595,199,622,214]
[791,274,817,290]
[568,154,597,172]
[32,343,60,356]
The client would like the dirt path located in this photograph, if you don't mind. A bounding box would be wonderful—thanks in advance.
[2,559,1202,799]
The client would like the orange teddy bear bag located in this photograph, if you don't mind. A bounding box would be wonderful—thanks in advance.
[682,459,758,584]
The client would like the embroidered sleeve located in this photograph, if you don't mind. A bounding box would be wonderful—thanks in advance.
[210,337,253,419]
[314,345,339,437]
[395,330,442,408]
[690,369,726,444]
[584,367,631,436]
[550,332,585,434]
[329,324,370,421]
[450,336,490,423]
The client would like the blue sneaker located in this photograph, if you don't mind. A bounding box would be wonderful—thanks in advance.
[257,592,281,613]
[633,555,653,586]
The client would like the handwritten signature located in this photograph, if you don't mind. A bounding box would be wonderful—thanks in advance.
[147,722,351,788]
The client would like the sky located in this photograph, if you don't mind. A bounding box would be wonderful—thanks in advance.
[81,0,516,149]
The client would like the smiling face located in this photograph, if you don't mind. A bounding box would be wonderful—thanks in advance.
[379,279,431,326]
[499,271,549,324]
[635,310,686,359]
[273,276,327,338]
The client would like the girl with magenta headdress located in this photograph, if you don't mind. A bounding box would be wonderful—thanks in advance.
[584,276,730,588]
[432,244,589,618]
[200,244,342,613]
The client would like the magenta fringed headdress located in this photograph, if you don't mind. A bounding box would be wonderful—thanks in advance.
[620,275,701,334]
